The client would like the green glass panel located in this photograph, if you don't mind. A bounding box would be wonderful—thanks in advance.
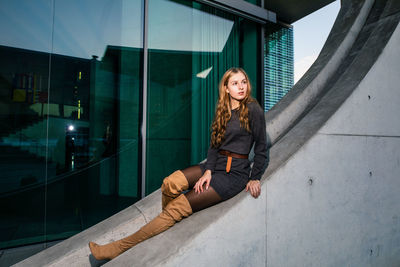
[240,19,259,99]
[146,0,260,195]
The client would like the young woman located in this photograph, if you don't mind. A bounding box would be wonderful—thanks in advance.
[89,67,267,260]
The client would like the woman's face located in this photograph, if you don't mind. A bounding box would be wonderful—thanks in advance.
[225,72,248,102]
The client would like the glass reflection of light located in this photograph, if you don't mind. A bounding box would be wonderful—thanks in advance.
[196,66,213,79]
[149,0,234,52]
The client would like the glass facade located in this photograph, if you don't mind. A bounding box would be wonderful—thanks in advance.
[264,23,294,112]
[0,0,260,249]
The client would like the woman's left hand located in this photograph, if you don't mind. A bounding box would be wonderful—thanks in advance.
[246,180,261,198]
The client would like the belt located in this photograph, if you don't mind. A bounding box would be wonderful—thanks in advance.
[219,150,248,173]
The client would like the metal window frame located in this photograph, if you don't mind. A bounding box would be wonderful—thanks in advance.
[141,0,149,198]
[260,0,266,110]
[195,0,276,24]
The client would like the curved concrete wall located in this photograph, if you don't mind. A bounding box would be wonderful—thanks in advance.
[265,0,374,146]
[14,0,400,266]
[265,22,400,266]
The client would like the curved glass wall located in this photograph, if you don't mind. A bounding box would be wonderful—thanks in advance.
[0,0,143,249]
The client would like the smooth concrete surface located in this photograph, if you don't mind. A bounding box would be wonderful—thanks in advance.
[14,0,400,266]
[265,0,373,146]
[266,18,400,265]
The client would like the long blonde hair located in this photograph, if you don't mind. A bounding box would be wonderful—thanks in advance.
[210,67,255,148]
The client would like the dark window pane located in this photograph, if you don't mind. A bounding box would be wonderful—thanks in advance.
[46,0,143,242]
[0,0,143,249]
[0,0,52,249]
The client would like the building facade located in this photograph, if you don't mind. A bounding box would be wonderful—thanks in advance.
[0,0,292,249]
[264,23,294,111]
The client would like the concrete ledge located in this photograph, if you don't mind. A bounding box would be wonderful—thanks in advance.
[265,0,374,146]
[13,190,162,267]
[108,185,267,266]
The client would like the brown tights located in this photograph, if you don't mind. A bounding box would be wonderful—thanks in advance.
[181,165,222,213]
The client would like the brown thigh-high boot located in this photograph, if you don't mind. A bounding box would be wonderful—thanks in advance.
[89,194,193,261]
[161,170,189,209]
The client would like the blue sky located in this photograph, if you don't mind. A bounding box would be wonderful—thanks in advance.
[293,0,341,83]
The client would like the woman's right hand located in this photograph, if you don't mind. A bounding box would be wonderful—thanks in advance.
[194,170,212,194]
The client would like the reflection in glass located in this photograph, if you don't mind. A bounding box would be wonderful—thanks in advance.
[0,0,52,249]
[0,0,143,249]
[244,0,261,7]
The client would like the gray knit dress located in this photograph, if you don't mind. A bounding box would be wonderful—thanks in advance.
[199,101,268,200]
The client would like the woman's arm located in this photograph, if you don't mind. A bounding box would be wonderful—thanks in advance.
[249,103,268,181]
[204,143,218,172]
[246,103,267,198]
[195,141,218,193]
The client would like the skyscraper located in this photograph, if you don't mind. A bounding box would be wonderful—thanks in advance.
[264,23,294,111]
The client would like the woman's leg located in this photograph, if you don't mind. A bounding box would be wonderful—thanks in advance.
[181,165,203,188]
[161,165,203,209]
[89,165,210,260]
[163,164,222,212]
[185,185,223,213]
[89,194,192,260]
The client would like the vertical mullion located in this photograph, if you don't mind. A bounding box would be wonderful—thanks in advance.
[44,0,56,245]
[260,0,266,110]
[141,0,149,198]
[261,0,268,266]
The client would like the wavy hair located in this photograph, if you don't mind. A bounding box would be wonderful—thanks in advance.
[210,67,255,148]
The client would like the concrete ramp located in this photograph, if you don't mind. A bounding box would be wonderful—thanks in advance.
[14,0,400,266]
